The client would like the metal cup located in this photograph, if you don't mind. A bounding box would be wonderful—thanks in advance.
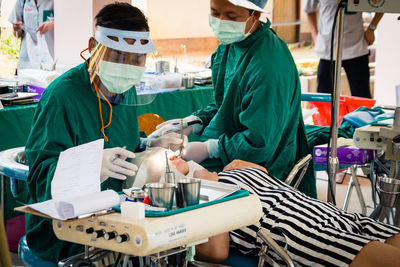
[176,178,201,208]
[155,61,170,74]
[182,75,194,89]
[377,177,400,207]
[146,182,175,210]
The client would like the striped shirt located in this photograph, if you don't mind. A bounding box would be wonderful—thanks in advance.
[218,168,400,267]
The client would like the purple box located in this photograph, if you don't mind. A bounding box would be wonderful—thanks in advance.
[26,84,45,100]
[313,144,373,165]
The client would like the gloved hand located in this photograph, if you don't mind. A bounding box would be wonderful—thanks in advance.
[147,132,188,152]
[182,139,220,163]
[101,147,138,183]
[181,142,209,163]
[148,115,203,139]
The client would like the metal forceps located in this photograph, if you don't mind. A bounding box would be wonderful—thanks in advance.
[179,119,184,156]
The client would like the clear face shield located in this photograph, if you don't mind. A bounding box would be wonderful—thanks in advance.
[87,26,157,107]
[81,26,157,141]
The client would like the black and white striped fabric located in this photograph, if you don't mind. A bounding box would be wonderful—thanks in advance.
[218,168,400,267]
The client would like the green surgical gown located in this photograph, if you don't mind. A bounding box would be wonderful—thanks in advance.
[24,63,141,263]
[194,21,316,198]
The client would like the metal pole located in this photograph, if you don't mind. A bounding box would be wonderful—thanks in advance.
[328,5,345,203]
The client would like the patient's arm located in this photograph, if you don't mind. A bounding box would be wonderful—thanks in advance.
[196,233,230,263]
[350,238,400,267]
[193,169,219,181]
[224,159,268,173]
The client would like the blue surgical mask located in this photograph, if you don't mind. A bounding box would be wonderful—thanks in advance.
[208,13,256,44]
[98,60,145,94]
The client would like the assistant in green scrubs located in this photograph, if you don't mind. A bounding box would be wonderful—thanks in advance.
[154,0,316,198]
[24,3,156,263]
[197,19,314,197]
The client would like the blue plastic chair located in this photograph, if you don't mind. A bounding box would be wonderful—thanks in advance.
[18,235,56,267]
[0,147,29,197]
[0,148,55,266]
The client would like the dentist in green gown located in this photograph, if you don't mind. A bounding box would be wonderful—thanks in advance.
[24,3,185,263]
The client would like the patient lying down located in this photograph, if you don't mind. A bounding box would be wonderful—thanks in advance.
[171,158,400,267]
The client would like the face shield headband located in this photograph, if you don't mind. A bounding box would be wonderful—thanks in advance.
[94,26,155,54]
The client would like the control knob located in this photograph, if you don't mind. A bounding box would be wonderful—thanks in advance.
[93,229,105,238]
[116,234,129,243]
[104,231,117,240]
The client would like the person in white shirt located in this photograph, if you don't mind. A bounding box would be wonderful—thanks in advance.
[8,0,54,70]
[304,0,383,98]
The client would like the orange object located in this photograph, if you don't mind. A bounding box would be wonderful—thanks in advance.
[308,95,376,126]
[308,97,347,126]
[137,113,164,136]
[143,196,150,205]
[344,95,376,113]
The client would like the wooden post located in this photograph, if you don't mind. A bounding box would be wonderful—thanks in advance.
[0,211,12,267]
[272,0,300,43]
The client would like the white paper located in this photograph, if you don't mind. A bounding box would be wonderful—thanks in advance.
[51,139,104,200]
[200,188,218,202]
[28,199,62,220]
[199,180,240,203]
[56,190,120,220]
[28,139,120,220]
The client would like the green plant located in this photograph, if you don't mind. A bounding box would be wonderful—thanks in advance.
[0,31,21,60]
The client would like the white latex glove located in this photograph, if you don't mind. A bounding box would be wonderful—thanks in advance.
[148,115,203,139]
[181,142,210,163]
[147,132,188,152]
[101,147,138,183]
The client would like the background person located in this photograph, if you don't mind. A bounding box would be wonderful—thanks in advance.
[8,0,55,69]
[152,0,316,198]
[304,0,383,98]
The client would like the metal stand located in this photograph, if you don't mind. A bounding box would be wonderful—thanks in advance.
[394,199,400,226]
[120,247,189,267]
[369,159,400,227]
[369,203,399,226]
[342,166,367,215]
[257,229,294,267]
[327,4,345,204]
[60,246,189,267]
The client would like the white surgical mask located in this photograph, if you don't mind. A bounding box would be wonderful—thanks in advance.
[98,60,145,94]
[208,12,257,44]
